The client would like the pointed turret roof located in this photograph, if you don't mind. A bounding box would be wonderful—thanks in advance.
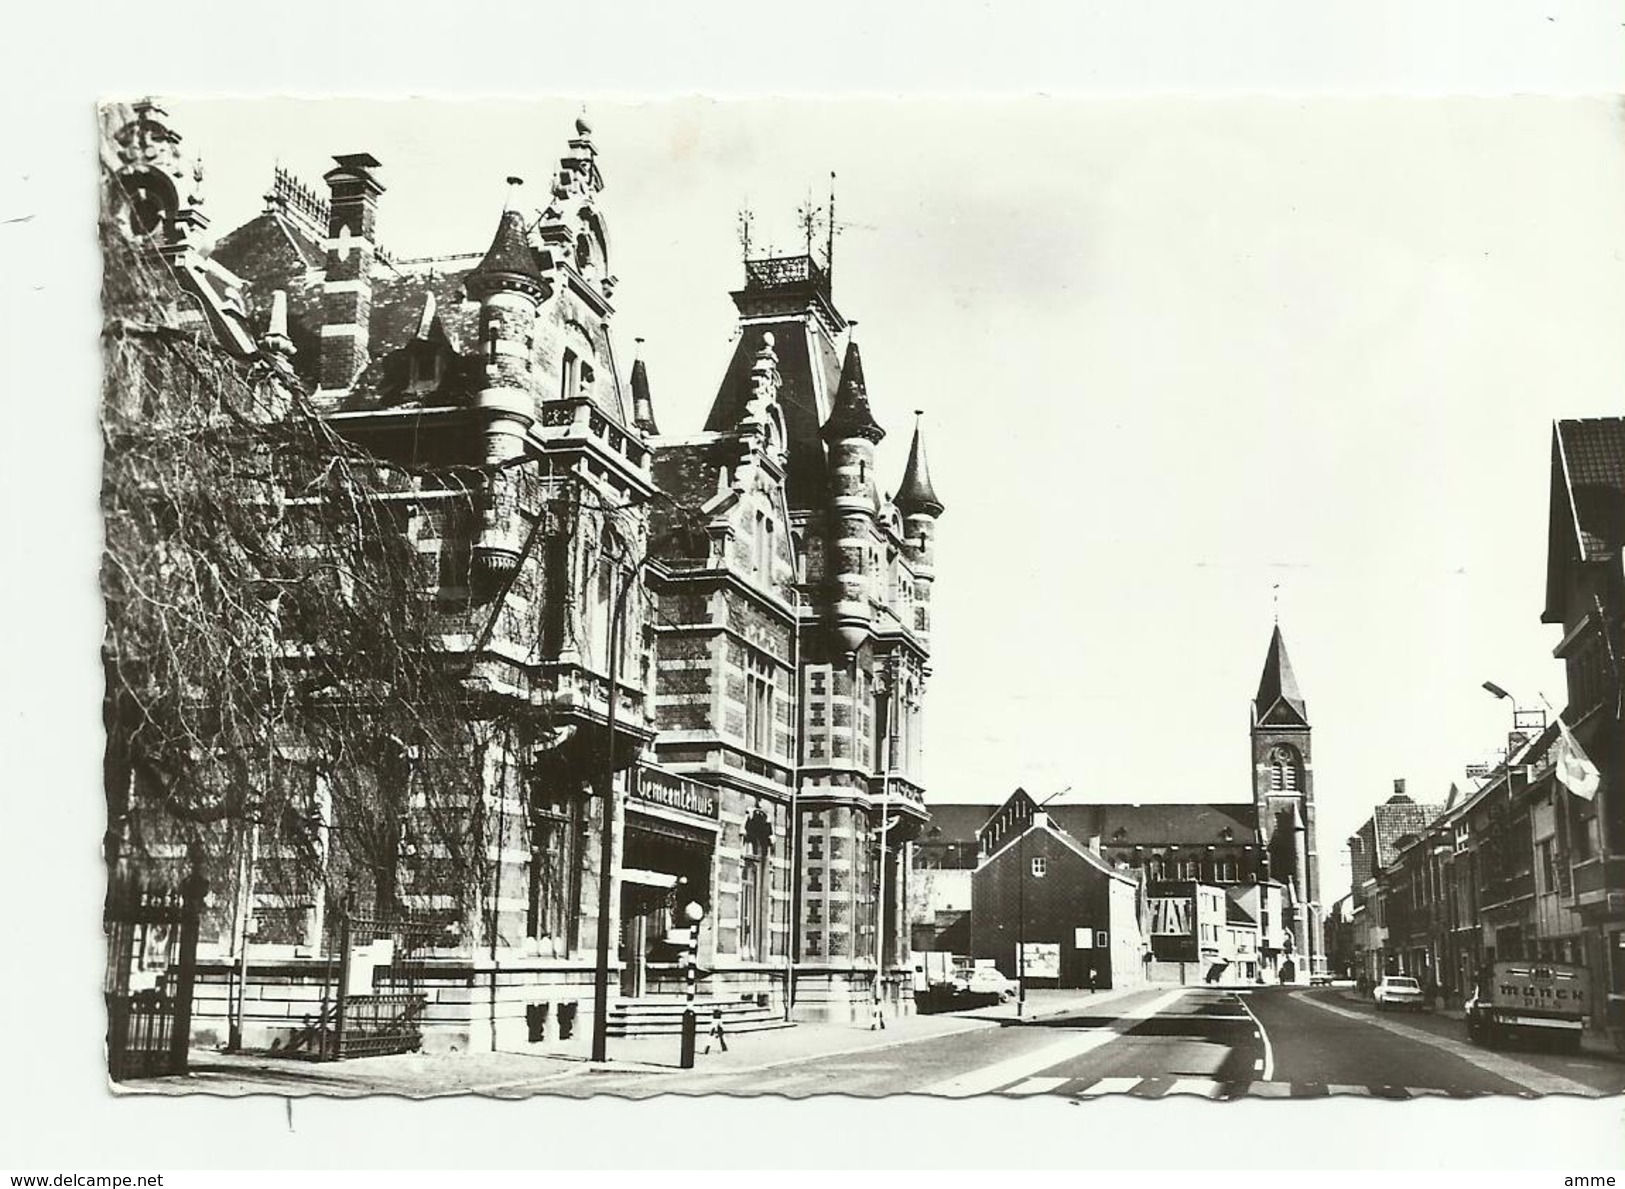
[467,180,544,297]
[1254,624,1308,726]
[895,414,944,517]
[630,350,658,436]
[821,340,886,445]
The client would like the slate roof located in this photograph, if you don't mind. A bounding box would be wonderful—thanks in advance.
[821,340,886,445]
[1546,417,1625,621]
[704,320,842,510]
[918,804,997,846]
[1253,625,1308,726]
[1366,793,1444,870]
[1051,803,1256,846]
[895,419,944,518]
[467,207,546,295]
[939,801,1257,848]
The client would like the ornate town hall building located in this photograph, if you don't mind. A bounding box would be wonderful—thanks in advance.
[103,102,942,1052]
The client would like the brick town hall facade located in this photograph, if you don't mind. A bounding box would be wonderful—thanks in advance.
[102,102,944,1051]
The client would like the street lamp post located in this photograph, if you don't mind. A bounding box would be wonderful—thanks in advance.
[590,547,644,1064]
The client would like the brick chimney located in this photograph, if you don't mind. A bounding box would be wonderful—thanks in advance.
[318,153,384,392]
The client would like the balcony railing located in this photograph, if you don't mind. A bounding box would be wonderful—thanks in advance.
[744,254,830,294]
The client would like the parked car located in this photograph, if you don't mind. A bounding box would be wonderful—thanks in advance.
[1373,975,1426,1011]
[955,967,1017,1002]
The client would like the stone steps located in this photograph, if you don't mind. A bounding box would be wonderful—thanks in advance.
[606,997,793,1037]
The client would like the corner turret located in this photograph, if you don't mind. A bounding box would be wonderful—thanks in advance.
[467,178,549,587]
[895,412,944,644]
[822,339,885,657]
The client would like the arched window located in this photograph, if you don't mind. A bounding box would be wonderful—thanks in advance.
[1268,745,1302,793]
[739,810,773,961]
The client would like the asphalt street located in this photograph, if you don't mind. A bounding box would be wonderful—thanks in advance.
[547,985,1625,1100]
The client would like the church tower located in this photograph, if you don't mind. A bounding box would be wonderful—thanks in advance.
[1250,625,1321,980]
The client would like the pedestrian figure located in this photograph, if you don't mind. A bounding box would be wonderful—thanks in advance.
[703,1005,728,1054]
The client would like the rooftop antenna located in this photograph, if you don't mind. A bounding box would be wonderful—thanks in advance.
[797,187,820,260]
[826,171,837,277]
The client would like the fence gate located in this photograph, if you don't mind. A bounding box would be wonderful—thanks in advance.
[282,907,432,1060]
[104,871,202,1081]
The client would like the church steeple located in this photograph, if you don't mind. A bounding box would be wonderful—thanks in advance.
[1249,621,1319,983]
[1253,623,1308,727]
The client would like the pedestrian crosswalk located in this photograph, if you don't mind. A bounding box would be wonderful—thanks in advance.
[998,1074,1505,1100]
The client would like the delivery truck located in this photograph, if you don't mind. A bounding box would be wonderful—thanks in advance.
[1464,960,1587,1053]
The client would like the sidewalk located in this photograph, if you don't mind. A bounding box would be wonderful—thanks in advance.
[123,985,1172,1097]
[1334,987,1622,1062]
[122,1006,997,1098]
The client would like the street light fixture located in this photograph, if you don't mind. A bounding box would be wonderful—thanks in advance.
[1481,680,1547,765]
[1016,785,1071,1019]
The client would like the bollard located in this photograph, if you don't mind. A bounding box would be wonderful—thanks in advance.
[705,1004,728,1054]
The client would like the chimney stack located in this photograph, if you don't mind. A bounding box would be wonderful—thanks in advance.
[318,153,384,392]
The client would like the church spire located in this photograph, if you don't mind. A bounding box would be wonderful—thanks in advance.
[1253,623,1308,726]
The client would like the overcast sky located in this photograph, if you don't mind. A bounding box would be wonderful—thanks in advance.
[160,95,1625,902]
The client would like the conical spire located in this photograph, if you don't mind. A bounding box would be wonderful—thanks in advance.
[895,412,944,517]
[467,178,544,298]
[630,338,658,435]
[1254,624,1308,724]
[821,340,886,445]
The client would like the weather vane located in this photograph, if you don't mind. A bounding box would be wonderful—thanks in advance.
[737,205,754,264]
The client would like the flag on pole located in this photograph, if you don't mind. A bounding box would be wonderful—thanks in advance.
[1553,716,1602,801]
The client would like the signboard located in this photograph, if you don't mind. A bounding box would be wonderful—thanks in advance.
[1150,897,1194,936]
[1074,928,1094,949]
[633,771,719,819]
[1019,942,1061,979]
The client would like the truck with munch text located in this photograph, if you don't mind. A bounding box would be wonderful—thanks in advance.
[1464,960,1588,1053]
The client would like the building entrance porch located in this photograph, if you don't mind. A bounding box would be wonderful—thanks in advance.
[618,815,714,999]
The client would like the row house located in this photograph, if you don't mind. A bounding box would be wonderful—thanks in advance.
[1339,417,1623,1037]
[102,101,946,1054]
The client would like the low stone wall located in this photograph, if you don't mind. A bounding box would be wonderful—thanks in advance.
[189,958,602,1054]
